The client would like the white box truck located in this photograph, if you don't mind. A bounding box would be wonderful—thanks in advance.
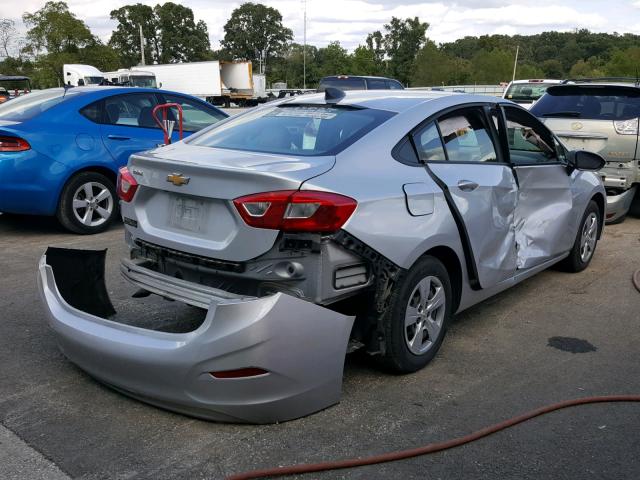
[142,61,255,107]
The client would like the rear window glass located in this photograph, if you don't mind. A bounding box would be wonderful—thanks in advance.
[318,77,366,91]
[187,105,395,156]
[0,88,82,121]
[504,82,557,102]
[531,86,640,120]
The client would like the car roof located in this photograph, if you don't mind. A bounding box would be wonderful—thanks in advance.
[320,75,398,80]
[547,83,640,91]
[510,79,562,84]
[282,89,509,113]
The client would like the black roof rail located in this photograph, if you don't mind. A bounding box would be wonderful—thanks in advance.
[561,77,640,86]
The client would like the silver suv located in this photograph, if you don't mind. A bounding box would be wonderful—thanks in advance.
[531,79,640,223]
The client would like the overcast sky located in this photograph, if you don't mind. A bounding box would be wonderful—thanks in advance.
[4,0,640,50]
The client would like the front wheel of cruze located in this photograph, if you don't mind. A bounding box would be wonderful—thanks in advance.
[57,171,118,234]
[379,256,452,373]
[561,200,600,273]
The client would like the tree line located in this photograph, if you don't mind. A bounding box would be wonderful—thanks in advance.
[1,1,640,90]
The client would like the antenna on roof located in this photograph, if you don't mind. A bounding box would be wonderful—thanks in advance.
[324,87,345,104]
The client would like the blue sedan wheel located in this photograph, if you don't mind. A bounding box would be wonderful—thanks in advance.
[56,172,118,234]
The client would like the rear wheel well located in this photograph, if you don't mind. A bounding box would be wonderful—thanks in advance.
[591,192,605,237]
[419,246,462,314]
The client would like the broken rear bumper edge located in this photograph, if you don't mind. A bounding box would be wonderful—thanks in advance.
[605,185,637,223]
[37,248,355,424]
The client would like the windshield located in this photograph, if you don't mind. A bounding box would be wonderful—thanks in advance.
[505,83,557,103]
[318,77,366,92]
[0,88,81,121]
[84,76,103,85]
[531,86,640,120]
[187,104,395,156]
[130,76,157,88]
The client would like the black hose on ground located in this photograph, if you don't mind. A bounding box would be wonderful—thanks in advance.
[633,269,640,293]
[226,395,640,480]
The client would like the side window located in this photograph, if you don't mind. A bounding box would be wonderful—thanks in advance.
[503,106,557,165]
[387,80,404,90]
[366,78,388,90]
[80,101,103,123]
[103,93,159,128]
[161,94,226,132]
[412,121,447,162]
[437,108,498,163]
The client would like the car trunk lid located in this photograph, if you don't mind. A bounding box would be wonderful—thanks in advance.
[122,143,335,262]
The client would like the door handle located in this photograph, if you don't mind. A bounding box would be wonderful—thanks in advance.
[107,134,131,140]
[457,180,479,192]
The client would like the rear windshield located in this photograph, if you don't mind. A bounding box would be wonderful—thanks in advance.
[531,86,640,120]
[504,82,557,102]
[187,104,395,156]
[0,88,81,121]
[318,77,366,91]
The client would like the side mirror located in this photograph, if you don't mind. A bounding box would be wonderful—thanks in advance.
[567,150,605,171]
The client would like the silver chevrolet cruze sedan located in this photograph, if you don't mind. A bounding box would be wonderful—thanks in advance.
[39,90,606,423]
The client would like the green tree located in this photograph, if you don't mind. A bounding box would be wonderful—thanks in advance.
[605,47,640,76]
[351,45,382,76]
[365,31,385,66]
[540,59,564,78]
[270,43,320,88]
[22,1,118,87]
[471,49,512,83]
[382,17,428,85]
[109,4,157,67]
[412,40,471,86]
[221,3,293,72]
[317,41,351,77]
[515,63,545,80]
[109,3,210,66]
[569,58,604,78]
[155,3,211,63]
[22,1,93,55]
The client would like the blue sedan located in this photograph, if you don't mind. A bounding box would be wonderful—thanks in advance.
[0,86,227,233]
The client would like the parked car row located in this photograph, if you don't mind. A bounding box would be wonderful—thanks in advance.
[37,88,607,423]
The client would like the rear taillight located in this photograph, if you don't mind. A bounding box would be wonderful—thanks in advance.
[117,166,139,202]
[614,118,639,135]
[234,190,357,232]
[0,135,30,152]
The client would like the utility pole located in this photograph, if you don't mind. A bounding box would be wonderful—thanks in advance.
[303,0,307,89]
[139,24,146,66]
[511,45,519,82]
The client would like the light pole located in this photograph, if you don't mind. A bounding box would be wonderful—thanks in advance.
[512,45,519,82]
[139,24,145,66]
[303,0,307,89]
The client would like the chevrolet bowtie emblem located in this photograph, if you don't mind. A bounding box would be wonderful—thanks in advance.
[167,173,190,186]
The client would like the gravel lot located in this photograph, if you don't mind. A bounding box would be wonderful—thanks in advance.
[1,214,640,479]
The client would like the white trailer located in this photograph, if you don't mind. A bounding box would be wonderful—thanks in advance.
[142,61,255,107]
[63,64,104,87]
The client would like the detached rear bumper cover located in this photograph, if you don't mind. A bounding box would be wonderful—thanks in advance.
[37,248,355,423]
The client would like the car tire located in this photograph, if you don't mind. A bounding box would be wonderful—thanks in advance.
[57,171,118,234]
[378,256,452,373]
[561,200,600,273]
